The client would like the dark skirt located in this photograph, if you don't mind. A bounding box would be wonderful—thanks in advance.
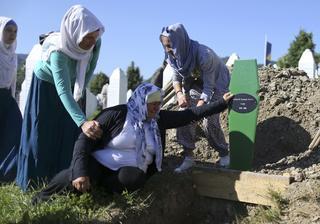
[0,88,22,182]
[16,75,81,191]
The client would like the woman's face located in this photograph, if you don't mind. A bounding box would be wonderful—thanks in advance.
[79,30,100,50]
[2,24,17,45]
[147,102,161,119]
[160,36,175,59]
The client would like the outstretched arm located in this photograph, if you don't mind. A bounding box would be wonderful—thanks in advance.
[159,92,233,129]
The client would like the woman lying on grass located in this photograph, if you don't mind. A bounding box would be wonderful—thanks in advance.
[33,83,233,203]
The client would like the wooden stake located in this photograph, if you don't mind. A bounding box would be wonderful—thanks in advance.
[308,128,320,150]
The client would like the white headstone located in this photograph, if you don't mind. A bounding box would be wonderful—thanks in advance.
[226,53,239,68]
[107,68,127,107]
[19,44,42,115]
[298,49,316,79]
[85,88,97,118]
[96,83,108,109]
[162,64,174,89]
[127,89,133,101]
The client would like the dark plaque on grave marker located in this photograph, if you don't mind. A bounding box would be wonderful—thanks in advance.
[231,93,257,113]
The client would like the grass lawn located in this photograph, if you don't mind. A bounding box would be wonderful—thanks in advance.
[0,182,152,224]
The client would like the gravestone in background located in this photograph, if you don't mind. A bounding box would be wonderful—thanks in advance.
[96,83,108,109]
[298,49,316,79]
[85,88,97,118]
[226,52,240,68]
[162,64,174,89]
[126,89,133,101]
[228,59,259,170]
[19,44,42,115]
[107,68,127,107]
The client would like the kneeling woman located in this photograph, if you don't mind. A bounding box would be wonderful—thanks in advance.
[34,83,233,202]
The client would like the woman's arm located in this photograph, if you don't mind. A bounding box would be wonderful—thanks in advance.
[198,46,221,103]
[50,51,102,139]
[70,107,124,180]
[50,51,87,127]
[159,93,232,129]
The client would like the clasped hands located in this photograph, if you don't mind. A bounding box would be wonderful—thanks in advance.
[81,120,103,140]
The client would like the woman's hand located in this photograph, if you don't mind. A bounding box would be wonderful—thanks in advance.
[177,92,189,108]
[72,176,91,193]
[81,120,103,140]
[223,92,234,103]
[196,99,205,107]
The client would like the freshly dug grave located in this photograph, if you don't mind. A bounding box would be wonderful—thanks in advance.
[110,67,320,224]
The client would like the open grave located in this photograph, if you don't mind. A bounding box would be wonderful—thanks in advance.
[110,66,320,224]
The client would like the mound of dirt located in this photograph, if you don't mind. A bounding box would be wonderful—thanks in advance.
[163,67,320,223]
[116,67,320,224]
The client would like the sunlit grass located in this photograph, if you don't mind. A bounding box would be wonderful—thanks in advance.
[0,182,153,224]
[238,189,289,224]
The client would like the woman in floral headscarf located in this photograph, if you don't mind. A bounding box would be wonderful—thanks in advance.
[0,17,22,182]
[16,5,105,191]
[32,83,233,203]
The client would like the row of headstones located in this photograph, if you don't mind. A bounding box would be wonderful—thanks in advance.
[225,49,319,80]
[18,48,318,119]
[226,49,320,79]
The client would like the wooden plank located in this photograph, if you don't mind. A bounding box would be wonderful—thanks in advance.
[192,166,291,206]
[163,88,175,106]
[162,81,175,106]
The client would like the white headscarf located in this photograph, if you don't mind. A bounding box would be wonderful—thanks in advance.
[41,5,105,101]
[0,17,17,96]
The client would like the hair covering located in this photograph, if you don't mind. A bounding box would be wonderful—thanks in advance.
[146,90,161,103]
[41,5,105,101]
[160,23,199,78]
[0,17,18,96]
[127,83,164,172]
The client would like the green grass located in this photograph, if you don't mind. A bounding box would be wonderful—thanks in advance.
[238,189,289,224]
[0,182,153,224]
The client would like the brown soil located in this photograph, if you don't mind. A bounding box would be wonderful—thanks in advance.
[111,67,320,224]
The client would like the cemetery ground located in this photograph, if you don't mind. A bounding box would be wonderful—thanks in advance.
[1,66,320,223]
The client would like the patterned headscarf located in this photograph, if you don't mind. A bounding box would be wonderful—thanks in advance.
[160,23,199,78]
[127,83,164,172]
[0,17,18,96]
[41,5,105,101]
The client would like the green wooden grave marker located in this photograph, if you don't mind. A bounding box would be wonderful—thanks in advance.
[228,59,259,170]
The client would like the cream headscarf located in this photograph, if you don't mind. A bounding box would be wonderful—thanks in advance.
[41,5,105,101]
[0,17,17,97]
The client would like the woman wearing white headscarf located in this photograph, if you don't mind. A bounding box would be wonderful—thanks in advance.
[160,23,231,172]
[0,17,22,182]
[32,83,233,203]
[16,5,105,191]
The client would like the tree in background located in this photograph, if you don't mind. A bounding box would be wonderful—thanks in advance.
[127,61,143,91]
[278,30,320,68]
[89,72,109,95]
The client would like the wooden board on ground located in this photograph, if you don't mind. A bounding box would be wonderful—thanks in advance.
[228,59,259,170]
[192,166,291,206]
